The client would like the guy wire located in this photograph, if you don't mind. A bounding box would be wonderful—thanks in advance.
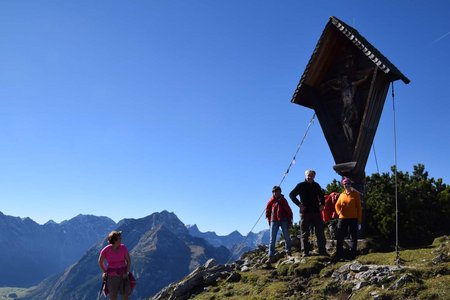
[225,112,316,264]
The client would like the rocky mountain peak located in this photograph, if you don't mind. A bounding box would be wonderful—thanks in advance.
[185,224,200,233]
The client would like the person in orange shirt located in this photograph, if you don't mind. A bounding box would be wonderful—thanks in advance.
[334,177,362,261]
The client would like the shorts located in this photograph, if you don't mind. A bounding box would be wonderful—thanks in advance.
[107,275,131,297]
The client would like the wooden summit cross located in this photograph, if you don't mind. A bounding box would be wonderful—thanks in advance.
[291,16,410,182]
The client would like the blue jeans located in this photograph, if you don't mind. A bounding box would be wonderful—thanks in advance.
[268,221,291,257]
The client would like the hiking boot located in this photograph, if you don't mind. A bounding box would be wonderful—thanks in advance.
[331,255,342,263]
[301,252,310,258]
[266,256,276,263]
[319,251,330,257]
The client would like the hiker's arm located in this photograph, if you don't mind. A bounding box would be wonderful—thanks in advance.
[125,252,131,274]
[98,255,106,273]
[289,185,301,207]
[98,255,107,280]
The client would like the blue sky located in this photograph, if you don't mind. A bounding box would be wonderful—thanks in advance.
[1,1,449,235]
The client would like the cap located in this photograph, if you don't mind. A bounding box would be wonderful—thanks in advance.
[272,186,281,192]
[342,177,351,185]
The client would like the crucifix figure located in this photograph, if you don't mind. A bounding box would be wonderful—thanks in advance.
[328,73,371,143]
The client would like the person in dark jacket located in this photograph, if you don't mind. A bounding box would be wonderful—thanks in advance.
[289,169,328,256]
[265,186,293,260]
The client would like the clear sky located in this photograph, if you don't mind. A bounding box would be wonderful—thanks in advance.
[1,1,449,235]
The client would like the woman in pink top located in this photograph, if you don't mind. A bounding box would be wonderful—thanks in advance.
[99,230,132,300]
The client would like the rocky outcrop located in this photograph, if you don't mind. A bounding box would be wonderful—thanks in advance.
[331,261,402,290]
[151,235,450,299]
[152,259,234,300]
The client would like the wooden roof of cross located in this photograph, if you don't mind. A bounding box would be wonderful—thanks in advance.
[291,16,410,109]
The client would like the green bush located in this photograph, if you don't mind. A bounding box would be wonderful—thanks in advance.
[364,164,450,248]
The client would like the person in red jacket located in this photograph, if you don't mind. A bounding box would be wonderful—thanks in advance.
[265,186,293,259]
[322,192,340,239]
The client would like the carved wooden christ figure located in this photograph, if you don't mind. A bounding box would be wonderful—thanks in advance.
[322,58,373,145]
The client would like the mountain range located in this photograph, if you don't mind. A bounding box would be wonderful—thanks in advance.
[0,211,116,287]
[186,224,270,259]
[1,210,269,299]
[22,211,232,299]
